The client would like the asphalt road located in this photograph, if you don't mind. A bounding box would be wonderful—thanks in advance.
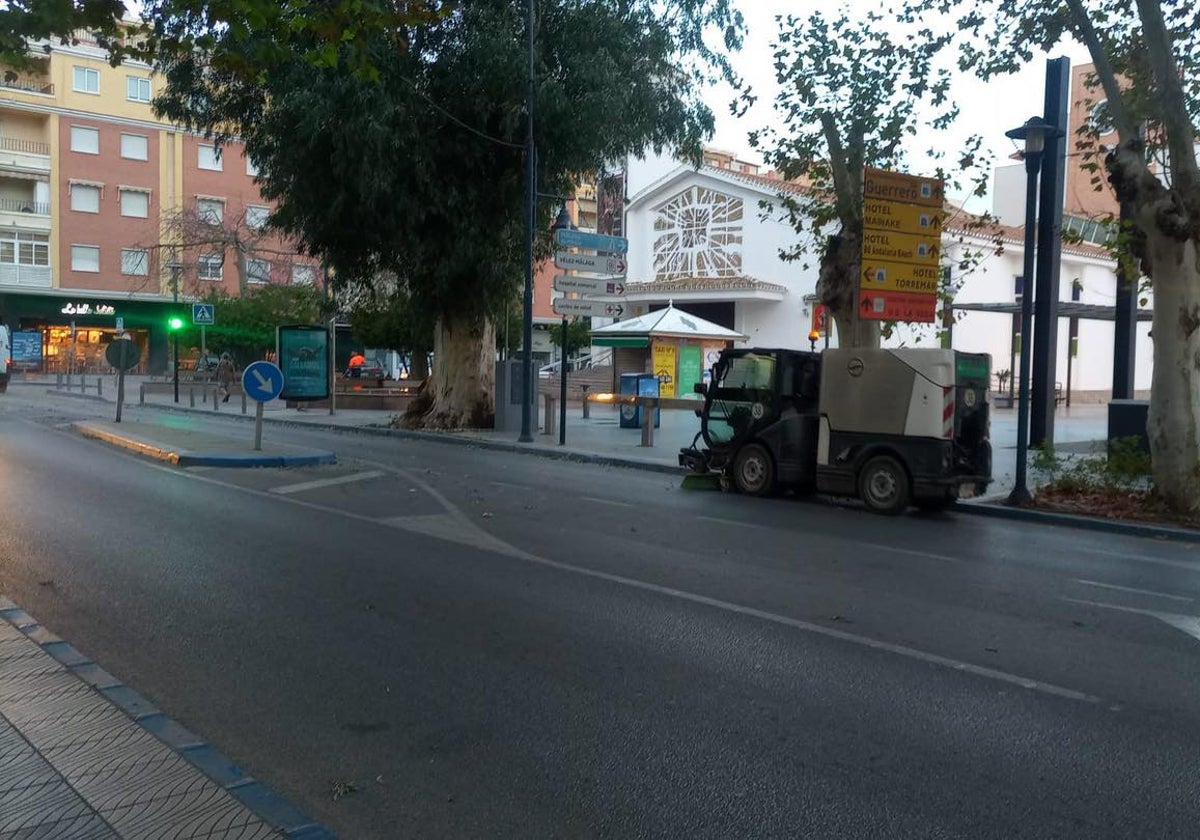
[3,390,1200,838]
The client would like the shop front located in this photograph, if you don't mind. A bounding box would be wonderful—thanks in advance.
[0,290,175,375]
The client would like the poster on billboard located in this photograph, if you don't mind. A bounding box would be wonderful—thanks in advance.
[11,331,43,371]
[652,341,677,398]
[276,324,330,401]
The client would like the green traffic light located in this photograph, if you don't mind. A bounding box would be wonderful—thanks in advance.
[169,316,184,330]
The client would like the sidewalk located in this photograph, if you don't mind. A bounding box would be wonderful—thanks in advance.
[0,598,331,839]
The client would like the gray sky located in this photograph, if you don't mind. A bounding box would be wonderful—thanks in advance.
[707,1,1092,208]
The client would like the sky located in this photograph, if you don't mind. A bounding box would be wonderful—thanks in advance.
[703,1,1093,210]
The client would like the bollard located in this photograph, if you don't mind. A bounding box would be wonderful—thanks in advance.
[212,388,219,411]
[202,387,208,404]
[581,384,591,419]
[97,377,102,398]
[542,394,556,436]
[139,384,145,406]
[241,391,247,414]
[640,397,655,447]
[189,387,195,408]
[56,373,63,387]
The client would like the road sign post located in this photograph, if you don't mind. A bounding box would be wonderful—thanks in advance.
[552,298,625,318]
[859,167,946,325]
[241,360,285,451]
[104,337,140,424]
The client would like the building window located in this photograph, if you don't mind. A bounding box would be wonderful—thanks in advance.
[245,155,259,177]
[121,248,149,276]
[197,198,224,225]
[199,254,223,281]
[70,126,99,154]
[120,189,149,218]
[198,144,223,171]
[245,204,269,230]
[72,67,99,94]
[120,133,149,161]
[70,183,101,213]
[246,258,271,284]
[0,232,50,266]
[126,76,151,103]
[71,245,100,272]
[291,264,316,286]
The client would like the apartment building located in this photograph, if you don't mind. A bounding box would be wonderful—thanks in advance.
[0,35,318,375]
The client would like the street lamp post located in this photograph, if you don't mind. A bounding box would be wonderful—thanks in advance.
[167,259,183,404]
[1004,116,1062,506]
[551,204,575,446]
[519,0,537,442]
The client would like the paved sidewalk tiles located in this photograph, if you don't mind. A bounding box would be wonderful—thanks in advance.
[0,598,335,840]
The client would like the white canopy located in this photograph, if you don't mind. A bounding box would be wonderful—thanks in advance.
[590,304,746,346]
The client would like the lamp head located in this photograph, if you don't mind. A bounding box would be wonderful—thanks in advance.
[1005,116,1064,157]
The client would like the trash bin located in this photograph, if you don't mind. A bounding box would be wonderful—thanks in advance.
[619,372,660,429]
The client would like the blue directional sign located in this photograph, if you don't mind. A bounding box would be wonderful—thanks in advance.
[192,303,216,326]
[554,228,628,254]
[242,361,284,403]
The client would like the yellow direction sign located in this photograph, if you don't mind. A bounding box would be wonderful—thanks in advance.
[863,199,943,237]
[863,167,944,208]
[861,261,942,295]
[862,230,940,267]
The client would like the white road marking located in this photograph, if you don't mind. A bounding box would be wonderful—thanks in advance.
[489,481,527,491]
[695,515,767,529]
[579,496,633,508]
[1070,545,1200,572]
[859,543,962,563]
[1063,597,1200,644]
[269,470,384,495]
[1074,579,1193,603]
[100,445,1105,707]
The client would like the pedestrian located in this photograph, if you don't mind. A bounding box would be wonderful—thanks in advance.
[347,350,366,379]
[215,352,236,402]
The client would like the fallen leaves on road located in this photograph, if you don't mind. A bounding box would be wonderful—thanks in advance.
[331,780,358,801]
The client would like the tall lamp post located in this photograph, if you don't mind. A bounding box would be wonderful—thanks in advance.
[1005,116,1062,506]
[167,258,183,403]
[551,204,575,445]
[519,0,537,442]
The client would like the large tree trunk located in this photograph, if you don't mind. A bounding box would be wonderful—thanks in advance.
[1144,231,1200,514]
[405,314,495,429]
[819,231,881,348]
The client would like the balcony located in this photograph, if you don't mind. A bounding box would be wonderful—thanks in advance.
[0,135,51,175]
[0,196,49,215]
[0,264,52,288]
[1,59,54,98]
[0,136,50,157]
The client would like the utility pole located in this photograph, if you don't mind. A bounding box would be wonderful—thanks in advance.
[519,0,536,442]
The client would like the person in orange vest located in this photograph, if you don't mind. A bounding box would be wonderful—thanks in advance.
[347,350,366,378]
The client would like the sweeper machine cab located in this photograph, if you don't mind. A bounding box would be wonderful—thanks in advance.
[679,347,992,514]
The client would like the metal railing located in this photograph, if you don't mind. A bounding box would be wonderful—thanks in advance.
[0,136,50,156]
[0,197,49,215]
[0,79,54,98]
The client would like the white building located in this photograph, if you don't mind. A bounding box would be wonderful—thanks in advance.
[617,148,1152,400]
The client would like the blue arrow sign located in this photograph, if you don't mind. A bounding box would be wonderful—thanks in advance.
[554,228,628,254]
[192,303,215,325]
[242,360,284,403]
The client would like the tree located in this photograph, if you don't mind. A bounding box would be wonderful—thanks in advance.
[177,284,323,364]
[346,277,434,380]
[747,9,991,347]
[907,0,1200,512]
[152,0,740,428]
[548,318,592,359]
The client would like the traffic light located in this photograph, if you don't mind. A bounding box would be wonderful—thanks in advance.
[169,315,184,331]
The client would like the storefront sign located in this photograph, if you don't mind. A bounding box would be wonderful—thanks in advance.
[61,302,116,316]
[276,324,330,401]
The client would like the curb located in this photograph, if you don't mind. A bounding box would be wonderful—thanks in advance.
[135,402,685,475]
[0,597,337,840]
[73,422,337,468]
[956,499,1200,544]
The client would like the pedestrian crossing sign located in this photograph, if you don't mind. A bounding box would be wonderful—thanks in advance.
[192,303,215,325]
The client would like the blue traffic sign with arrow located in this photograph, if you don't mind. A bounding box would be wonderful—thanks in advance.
[192,303,215,325]
[242,361,284,403]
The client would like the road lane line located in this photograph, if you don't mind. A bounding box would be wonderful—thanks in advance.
[116,450,1107,707]
[269,470,384,495]
[695,515,767,528]
[579,496,633,508]
[490,481,528,491]
[1068,545,1200,571]
[1063,597,1200,644]
[1074,579,1193,603]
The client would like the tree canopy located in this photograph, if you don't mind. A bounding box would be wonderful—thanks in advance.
[152,0,741,426]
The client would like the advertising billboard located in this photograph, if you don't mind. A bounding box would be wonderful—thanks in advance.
[276,325,330,401]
